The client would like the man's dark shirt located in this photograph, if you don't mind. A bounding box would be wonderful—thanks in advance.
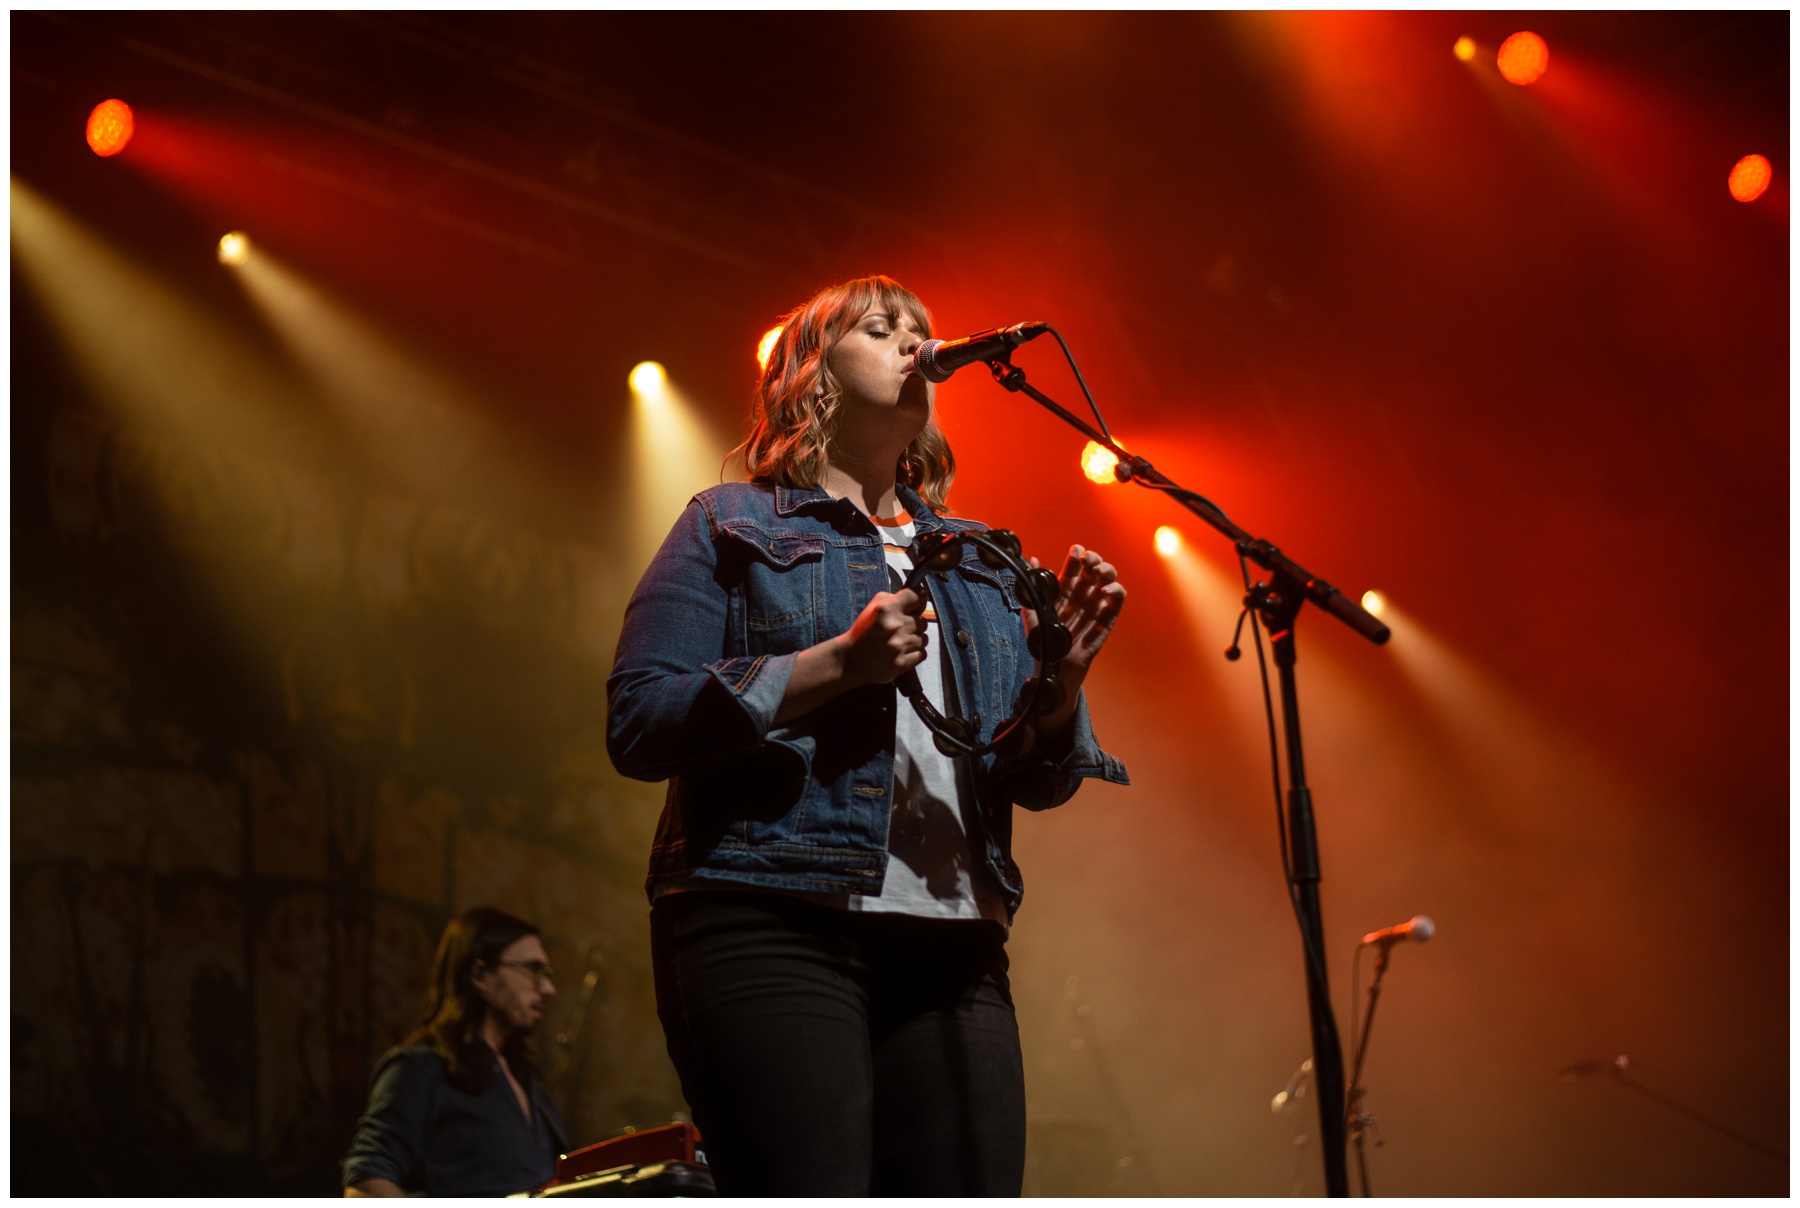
[341,1045,567,1196]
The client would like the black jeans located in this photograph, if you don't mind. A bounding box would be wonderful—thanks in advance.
[650,890,1026,1196]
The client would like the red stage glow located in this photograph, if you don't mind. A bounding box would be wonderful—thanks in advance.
[756,324,784,370]
[1728,154,1772,203]
[85,99,134,156]
[1497,32,1549,86]
[1081,440,1120,484]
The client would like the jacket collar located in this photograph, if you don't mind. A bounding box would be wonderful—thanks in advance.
[894,482,945,533]
[772,482,836,517]
[770,480,945,533]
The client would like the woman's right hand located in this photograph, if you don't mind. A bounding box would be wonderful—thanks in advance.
[838,587,930,686]
[775,588,929,724]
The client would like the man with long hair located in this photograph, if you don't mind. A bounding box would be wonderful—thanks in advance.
[342,907,566,1196]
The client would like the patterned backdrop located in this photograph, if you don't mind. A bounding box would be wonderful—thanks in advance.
[13,382,683,1195]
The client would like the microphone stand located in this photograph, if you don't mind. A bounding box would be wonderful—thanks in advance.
[982,355,1390,1198]
[1560,1055,1788,1164]
[1346,944,1394,1197]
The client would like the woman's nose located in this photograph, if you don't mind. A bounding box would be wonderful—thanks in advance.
[899,330,923,358]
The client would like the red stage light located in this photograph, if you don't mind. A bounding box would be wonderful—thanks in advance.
[86,99,135,156]
[1452,36,1476,63]
[1496,32,1549,86]
[1728,154,1772,203]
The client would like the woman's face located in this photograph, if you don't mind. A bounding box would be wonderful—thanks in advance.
[825,302,934,442]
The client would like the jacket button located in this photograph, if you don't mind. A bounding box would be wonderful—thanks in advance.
[955,630,973,647]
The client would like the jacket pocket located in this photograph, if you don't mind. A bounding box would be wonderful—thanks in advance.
[718,523,827,651]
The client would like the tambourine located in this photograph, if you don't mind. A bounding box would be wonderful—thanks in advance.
[893,528,1071,759]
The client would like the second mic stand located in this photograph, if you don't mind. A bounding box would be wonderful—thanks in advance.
[982,354,1390,1197]
[1346,944,1395,1197]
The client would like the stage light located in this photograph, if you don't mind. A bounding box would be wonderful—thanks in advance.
[627,368,726,570]
[1453,36,1476,62]
[85,99,134,157]
[1154,526,1182,557]
[1081,440,1121,485]
[217,231,251,266]
[1497,32,1549,85]
[232,247,545,512]
[630,361,668,396]
[1728,154,1772,203]
[757,325,784,371]
[1361,590,1387,618]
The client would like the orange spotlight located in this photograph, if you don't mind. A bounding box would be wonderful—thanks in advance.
[85,99,134,157]
[1728,154,1773,203]
[1452,36,1476,62]
[216,231,250,266]
[1081,440,1121,485]
[1361,589,1387,618]
[756,325,785,371]
[1497,32,1549,85]
[1154,525,1182,557]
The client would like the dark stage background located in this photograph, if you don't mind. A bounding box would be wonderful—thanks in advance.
[10,11,1788,1197]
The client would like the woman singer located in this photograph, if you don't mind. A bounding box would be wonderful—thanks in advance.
[607,274,1129,1195]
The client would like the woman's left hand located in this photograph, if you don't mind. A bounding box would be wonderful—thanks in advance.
[1023,544,1125,739]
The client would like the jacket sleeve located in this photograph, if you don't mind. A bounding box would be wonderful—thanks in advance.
[989,688,1130,811]
[606,498,800,782]
[340,1049,432,1192]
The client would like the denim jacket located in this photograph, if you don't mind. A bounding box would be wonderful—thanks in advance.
[606,480,1129,916]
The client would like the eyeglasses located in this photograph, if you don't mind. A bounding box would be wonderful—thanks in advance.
[497,959,556,985]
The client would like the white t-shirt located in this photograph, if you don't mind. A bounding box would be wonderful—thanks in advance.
[837,508,1009,925]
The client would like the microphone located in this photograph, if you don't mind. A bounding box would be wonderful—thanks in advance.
[1359,914,1435,948]
[1558,1056,1627,1081]
[913,321,1049,382]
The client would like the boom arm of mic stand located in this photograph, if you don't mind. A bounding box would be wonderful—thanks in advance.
[981,357,1390,645]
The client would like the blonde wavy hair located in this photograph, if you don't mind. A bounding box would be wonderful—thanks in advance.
[733,275,957,513]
